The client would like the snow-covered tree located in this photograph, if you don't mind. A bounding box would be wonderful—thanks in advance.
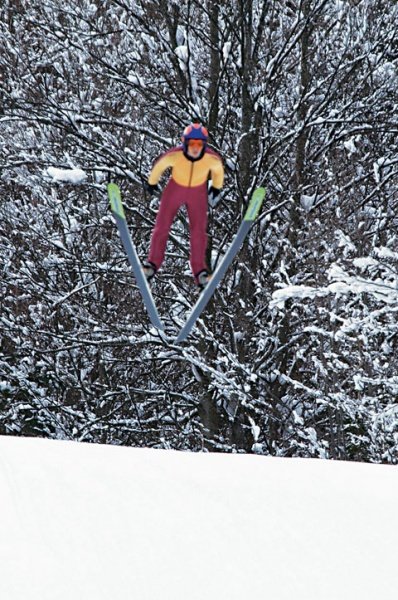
[1,0,397,460]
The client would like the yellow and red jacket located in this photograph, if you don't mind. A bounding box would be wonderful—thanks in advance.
[148,146,224,189]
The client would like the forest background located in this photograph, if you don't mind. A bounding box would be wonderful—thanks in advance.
[1,0,397,460]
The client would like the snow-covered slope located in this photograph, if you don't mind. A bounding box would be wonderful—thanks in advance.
[1,435,397,600]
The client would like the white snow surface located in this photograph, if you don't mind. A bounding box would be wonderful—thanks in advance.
[46,166,87,183]
[271,263,398,309]
[1,435,398,600]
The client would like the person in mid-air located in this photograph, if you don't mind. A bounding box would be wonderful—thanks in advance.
[143,123,224,289]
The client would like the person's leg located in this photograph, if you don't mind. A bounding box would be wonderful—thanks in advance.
[185,184,209,280]
[147,181,183,271]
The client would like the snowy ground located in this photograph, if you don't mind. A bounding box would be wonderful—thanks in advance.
[1,435,397,600]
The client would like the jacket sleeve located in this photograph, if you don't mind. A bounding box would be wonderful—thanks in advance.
[148,152,176,185]
[210,158,224,189]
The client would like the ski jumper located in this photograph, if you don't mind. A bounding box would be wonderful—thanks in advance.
[147,145,224,279]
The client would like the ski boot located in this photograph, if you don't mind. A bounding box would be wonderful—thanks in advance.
[142,261,157,282]
[196,269,212,291]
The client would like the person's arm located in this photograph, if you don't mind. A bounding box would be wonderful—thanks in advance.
[208,158,225,206]
[210,157,224,190]
[148,152,177,186]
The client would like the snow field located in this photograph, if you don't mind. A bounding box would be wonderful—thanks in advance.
[1,435,398,599]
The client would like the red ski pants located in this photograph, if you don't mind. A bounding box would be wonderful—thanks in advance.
[148,179,208,278]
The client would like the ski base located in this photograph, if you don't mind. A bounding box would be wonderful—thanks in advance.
[107,183,164,331]
[175,187,266,343]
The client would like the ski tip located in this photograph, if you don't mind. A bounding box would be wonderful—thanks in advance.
[244,187,266,222]
[107,182,120,196]
[107,183,125,219]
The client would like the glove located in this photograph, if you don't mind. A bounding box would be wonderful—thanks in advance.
[144,182,160,196]
[208,186,221,208]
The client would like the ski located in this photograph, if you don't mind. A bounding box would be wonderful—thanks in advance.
[107,183,164,331]
[175,187,266,343]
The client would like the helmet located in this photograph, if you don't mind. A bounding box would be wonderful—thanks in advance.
[181,123,208,147]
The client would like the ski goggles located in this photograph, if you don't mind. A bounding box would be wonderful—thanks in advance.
[187,139,205,149]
